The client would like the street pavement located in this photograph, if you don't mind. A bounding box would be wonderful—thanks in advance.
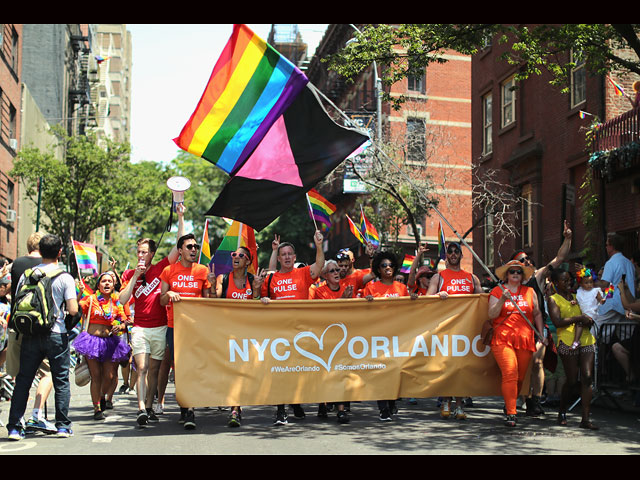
[0,378,639,455]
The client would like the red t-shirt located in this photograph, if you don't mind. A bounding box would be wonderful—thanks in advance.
[160,262,211,328]
[121,257,170,328]
[363,280,409,298]
[438,269,475,295]
[310,282,355,299]
[261,266,314,300]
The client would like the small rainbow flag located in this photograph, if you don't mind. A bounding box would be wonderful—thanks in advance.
[401,254,415,274]
[360,207,380,248]
[306,189,336,231]
[608,76,625,97]
[76,278,94,300]
[437,221,446,260]
[604,284,615,299]
[211,220,258,276]
[174,24,308,175]
[346,214,366,245]
[72,240,99,277]
[199,218,212,266]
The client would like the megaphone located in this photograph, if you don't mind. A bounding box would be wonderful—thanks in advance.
[166,176,191,211]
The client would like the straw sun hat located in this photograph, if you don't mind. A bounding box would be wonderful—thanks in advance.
[495,260,535,282]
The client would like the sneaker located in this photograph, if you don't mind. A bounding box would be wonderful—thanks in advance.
[337,410,350,424]
[7,428,24,441]
[178,409,187,424]
[56,427,73,438]
[292,404,305,419]
[25,417,57,434]
[154,404,164,415]
[379,408,392,421]
[526,396,545,416]
[136,409,148,426]
[274,410,288,425]
[317,403,328,418]
[146,409,159,422]
[440,401,451,419]
[184,410,196,430]
[454,405,467,420]
[118,384,130,394]
[504,414,517,428]
[104,400,114,410]
[228,410,241,427]
[408,398,417,405]
[93,409,105,421]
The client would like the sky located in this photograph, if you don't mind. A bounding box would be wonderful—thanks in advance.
[127,24,329,166]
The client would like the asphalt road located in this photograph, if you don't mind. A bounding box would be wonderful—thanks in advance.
[0,377,639,455]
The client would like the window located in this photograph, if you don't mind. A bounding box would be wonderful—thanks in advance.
[407,59,425,93]
[482,93,493,155]
[11,27,18,71]
[521,184,533,248]
[9,104,16,140]
[571,50,586,108]
[406,118,426,164]
[484,210,495,267]
[501,76,516,128]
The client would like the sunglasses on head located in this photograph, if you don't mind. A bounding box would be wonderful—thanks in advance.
[183,244,200,251]
[517,256,531,263]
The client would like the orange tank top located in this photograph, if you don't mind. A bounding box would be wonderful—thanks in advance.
[438,269,474,295]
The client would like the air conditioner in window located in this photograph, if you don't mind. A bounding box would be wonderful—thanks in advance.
[6,209,16,223]
[9,138,18,150]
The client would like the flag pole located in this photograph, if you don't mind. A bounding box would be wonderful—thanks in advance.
[359,204,369,244]
[198,219,209,265]
[305,193,319,231]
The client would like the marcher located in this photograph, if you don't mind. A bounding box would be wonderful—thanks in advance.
[260,231,325,425]
[74,271,131,420]
[214,245,267,427]
[487,259,546,428]
[159,233,214,430]
[119,203,185,426]
[427,242,482,420]
[6,234,79,440]
[407,243,435,296]
[547,268,598,429]
[509,220,572,416]
[336,245,375,297]
[364,251,416,421]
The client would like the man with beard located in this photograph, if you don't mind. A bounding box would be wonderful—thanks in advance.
[159,233,214,430]
[336,244,375,297]
[427,242,482,421]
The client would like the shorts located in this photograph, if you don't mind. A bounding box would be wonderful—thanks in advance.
[557,340,596,357]
[131,326,167,361]
[5,330,51,379]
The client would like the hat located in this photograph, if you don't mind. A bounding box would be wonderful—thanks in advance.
[336,248,354,262]
[0,275,9,285]
[495,260,535,282]
[416,266,435,279]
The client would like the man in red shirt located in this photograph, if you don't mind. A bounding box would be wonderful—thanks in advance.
[260,230,324,425]
[427,241,482,420]
[336,244,375,297]
[159,233,214,430]
[119,204,185,426]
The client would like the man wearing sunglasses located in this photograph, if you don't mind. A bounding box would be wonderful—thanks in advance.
[427,241,482,420]
[159,233,214,430]
[510,219,572,417]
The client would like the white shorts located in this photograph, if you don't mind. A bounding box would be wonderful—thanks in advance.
[131,326,167,361]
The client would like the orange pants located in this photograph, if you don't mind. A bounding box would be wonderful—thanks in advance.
[491,344,533,415]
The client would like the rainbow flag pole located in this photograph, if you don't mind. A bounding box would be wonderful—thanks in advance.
[346,214,366,245]
[608,76,625,97]
[199,218,212,266]
[437,221,446,260]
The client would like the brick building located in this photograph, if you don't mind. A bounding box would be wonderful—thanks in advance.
[306,24,473,271]
[471,27,640,278]
[0,24,22,262]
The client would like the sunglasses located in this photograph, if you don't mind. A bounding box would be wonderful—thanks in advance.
[183,244,200,251]
[380,262,394,268]
[517,256,531,263]
[326,268,340,274]
[447,247,461,254]
[231,252,249,259]
[508,269,523,275]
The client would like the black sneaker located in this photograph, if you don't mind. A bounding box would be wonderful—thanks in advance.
[274,409,288,425]
[292,404,305,418]
[379,408,392,421]
[228,410,241,427]
[317,403,328,418]
[94,409,105,421]
[337,410,350,424]
[146,408,159,422]
[136,409,148,426]
[184,410,196,430]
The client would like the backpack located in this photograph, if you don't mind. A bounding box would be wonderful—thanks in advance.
[221,272,254,298]
[10,266,65,336]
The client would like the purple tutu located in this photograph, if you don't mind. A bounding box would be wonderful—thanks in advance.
[73,331,131,363]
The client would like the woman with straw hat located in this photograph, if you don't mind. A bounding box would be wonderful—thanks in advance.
[487,260,546,427]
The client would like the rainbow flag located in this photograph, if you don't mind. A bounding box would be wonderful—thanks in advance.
[199,218,212,266]
[174,24,308,175]
[360,207,380,248]
[72,240,99,277]
[76,278,94,300]
[346,214,366,245]
[608,76,625,97]
[211,220,258,276]
[604,284,615,299]
[306,189,336,231]
[400,254,415,274]
[437,221,446,260]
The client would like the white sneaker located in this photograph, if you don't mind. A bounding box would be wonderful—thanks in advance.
[154,404,164,415]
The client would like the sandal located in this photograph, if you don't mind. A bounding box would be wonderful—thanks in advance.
[557,412,567,426]
[579,420,599,430]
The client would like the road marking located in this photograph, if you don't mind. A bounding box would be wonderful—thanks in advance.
[0,440,38,452]
[93,434,114,443]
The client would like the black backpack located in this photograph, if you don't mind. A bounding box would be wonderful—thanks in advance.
[221,272,254,298]
[10,266,65,336]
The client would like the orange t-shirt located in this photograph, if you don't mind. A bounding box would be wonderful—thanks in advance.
[438,269,475,295]
[219,273,253,300]
[489,285,537,352]
[261,266,314,300]
[363,280,409,298]
[341,268,371,297]
[310,282,355,299]
[79,294,127,327]
[160,262,211,327]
